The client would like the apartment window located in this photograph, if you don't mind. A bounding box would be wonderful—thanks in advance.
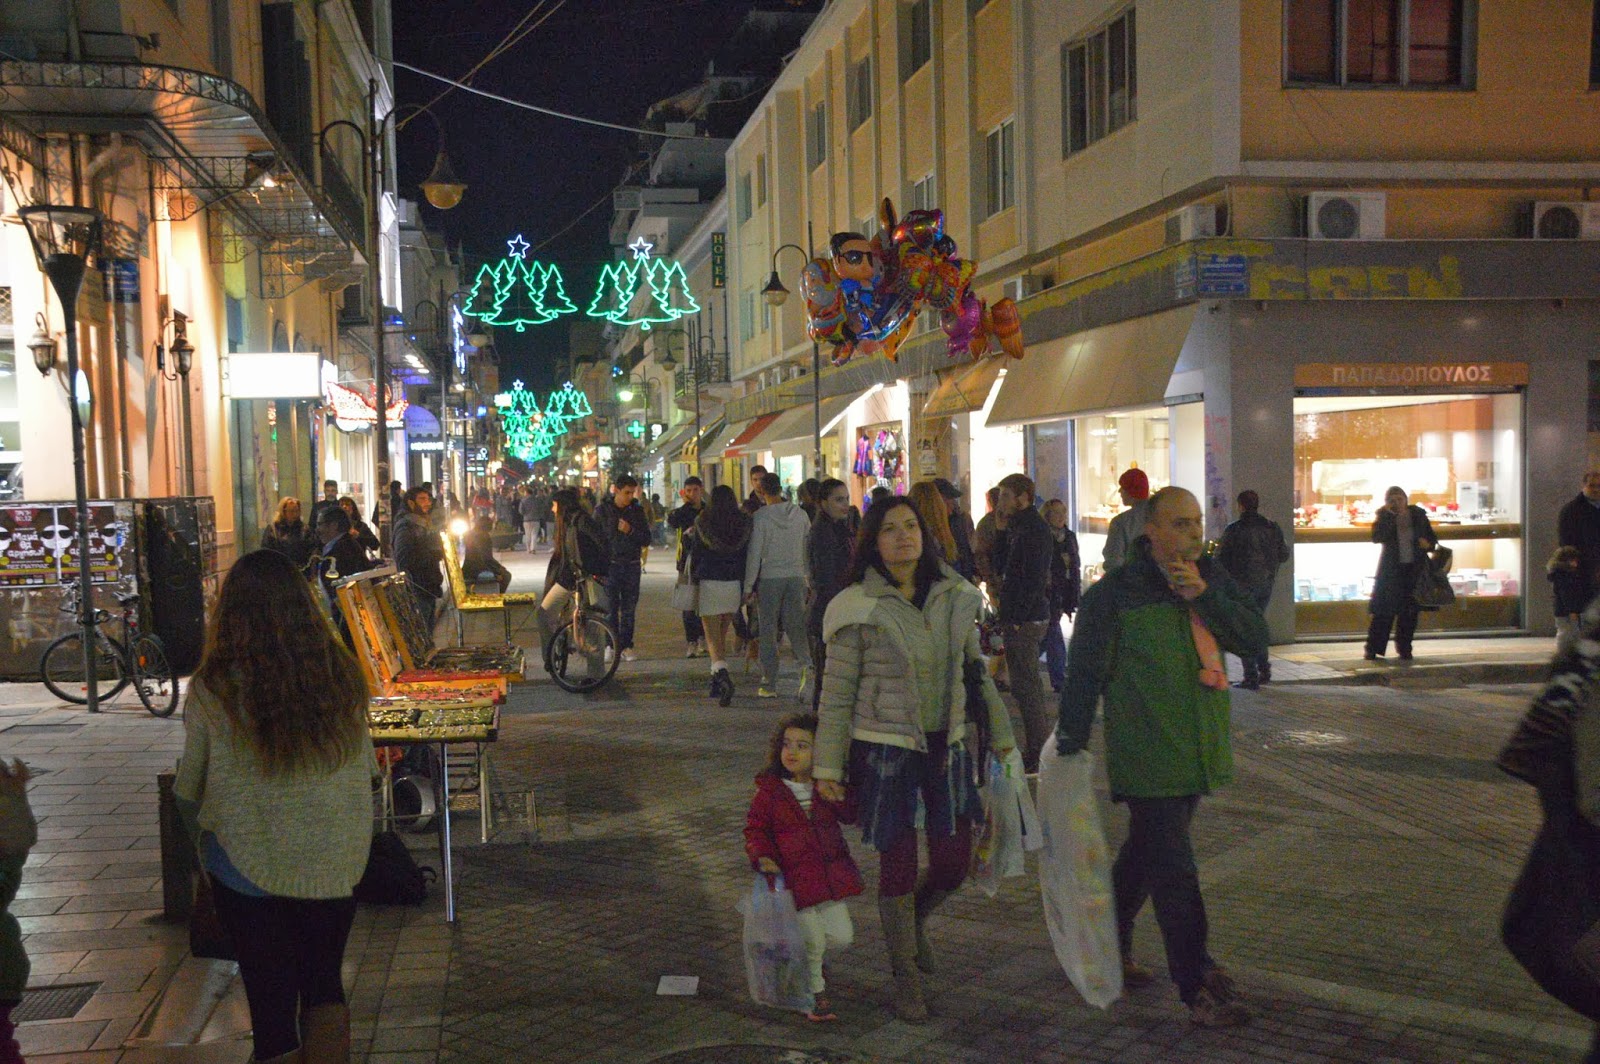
[737,172,753,223]
[1062,7,1137,156]
[985,119,1015,217]
[849,57,874,129]
[1591,0,1600,86]
[806,100,829,170]
[761,297,771,333]
[1285,0,1471,87]
[741,290,756,342]
[755,154,767,206]
[908,172,936,212]
[902,0,932,80]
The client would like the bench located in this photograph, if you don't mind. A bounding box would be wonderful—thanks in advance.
[440,531,540,644]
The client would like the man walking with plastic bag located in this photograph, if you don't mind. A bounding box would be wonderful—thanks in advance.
[1056,487,1267,1027]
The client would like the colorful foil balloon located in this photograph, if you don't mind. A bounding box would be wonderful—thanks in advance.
[800,198,1025,366]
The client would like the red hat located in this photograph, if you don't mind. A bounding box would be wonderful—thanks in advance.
[1118,468,1150,500]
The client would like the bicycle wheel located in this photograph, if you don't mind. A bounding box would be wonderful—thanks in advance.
[131,636,179,718]
[544,615,619,693]
[41,632,130,705]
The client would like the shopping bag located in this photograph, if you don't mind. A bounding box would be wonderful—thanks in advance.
[736,873,814,1012]
[1036,744,1122,1009]
[1412,546,1456,611]
[972,753,1039,897]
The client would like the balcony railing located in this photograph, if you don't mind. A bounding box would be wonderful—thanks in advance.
[319,145,365,244]
[674,349,730,395]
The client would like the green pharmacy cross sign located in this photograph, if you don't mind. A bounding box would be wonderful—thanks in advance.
[463,236,578,332]
[586,237,699,332]
[496,381,595,464]
[626,419,646,439]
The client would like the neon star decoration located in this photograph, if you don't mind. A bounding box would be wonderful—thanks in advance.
[586,242,699,332]
[461,235,578,332]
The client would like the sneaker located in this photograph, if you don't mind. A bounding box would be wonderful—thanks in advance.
[693,642,709,658]
[685,644,698,659]
[805,993,837,1022]
[758,685,778,699]
[1188,985,1253,1027]
[1121,956,1157,989]
[716,668,735,707]
[621,649,637,662]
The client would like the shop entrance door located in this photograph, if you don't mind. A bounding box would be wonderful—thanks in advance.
[232,398,316,552]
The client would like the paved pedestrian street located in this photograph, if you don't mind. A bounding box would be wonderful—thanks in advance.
[0,551,1588,1063]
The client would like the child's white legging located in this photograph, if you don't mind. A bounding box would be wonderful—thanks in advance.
[795,900,853,993]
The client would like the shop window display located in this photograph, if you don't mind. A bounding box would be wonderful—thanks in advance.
[1074,408,1171,577]
[852,424,907,496]
[1292,393,1523,634]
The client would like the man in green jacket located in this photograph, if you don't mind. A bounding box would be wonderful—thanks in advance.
[1057,487,1267,1027]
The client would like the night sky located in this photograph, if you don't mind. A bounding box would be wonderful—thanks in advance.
[390,0,768,391]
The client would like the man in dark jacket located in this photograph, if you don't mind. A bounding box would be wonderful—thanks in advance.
[308,479,342,534]
[996,473,1056,773]
[393,486,445,631]
[805,479,855,711]
[1558,469,1600,611]
[595,474,652,660]
[1058,487,1267,1028]
[667,477,707,657]
[935,478,976,580]
[1216,490,1290,689]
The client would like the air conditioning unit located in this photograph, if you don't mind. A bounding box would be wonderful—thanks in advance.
[1002,274,1050,303]
[612,187,643,211]
[1529,201,1600,240]
[1307,190,1386,240]
[1165,203,1221,244]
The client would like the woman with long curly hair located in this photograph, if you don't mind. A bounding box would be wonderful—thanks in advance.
[174,549,374,1064]
[908,481,957,565]
[259,496,315,571]
[814,497,1015,1022]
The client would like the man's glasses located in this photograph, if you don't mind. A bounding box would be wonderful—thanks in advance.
[839,249,872,265]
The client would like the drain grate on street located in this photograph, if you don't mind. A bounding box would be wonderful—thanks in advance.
[1,723,85,736]
[13,982,100,1023]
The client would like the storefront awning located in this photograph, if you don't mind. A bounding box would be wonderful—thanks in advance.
[646,420,698,462]
[701,412,781,461]
[986,305,1198,427]
[747,395,857,450]
[923,356,1009,418]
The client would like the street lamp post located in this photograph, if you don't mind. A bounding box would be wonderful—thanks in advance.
[20,204,104,713]
[320,84,464,552]
[761,228,823,477]
[154,310,197,496]
[660,328,711,478]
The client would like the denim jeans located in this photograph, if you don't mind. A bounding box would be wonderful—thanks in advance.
[607,560,642,651]
[681,610,704,645]
[756,577,810,685]
[1238,588,1272,679]
[1113,795,1214,1003]
[1044,611,1068,690]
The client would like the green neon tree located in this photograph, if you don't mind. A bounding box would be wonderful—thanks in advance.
[585,241,699,332]
[536,262,578,316]
[462,236,578,332]
[462,261,504,321]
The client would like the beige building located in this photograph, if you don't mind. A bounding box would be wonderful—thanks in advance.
[723,0,1600,641]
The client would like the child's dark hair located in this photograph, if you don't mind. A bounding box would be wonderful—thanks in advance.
[762,712,819,778]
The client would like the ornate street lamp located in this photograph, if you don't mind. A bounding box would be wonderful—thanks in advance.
[27,313,58,377]
[764,236,822,476]
[19,204,104,713]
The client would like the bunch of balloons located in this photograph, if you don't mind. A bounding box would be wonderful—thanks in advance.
[800,198,1025,366]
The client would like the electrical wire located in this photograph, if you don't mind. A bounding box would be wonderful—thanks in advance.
[400,0,567,128]
[392,61,703,139]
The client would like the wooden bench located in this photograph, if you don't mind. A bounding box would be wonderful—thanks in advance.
[441,531,540,644]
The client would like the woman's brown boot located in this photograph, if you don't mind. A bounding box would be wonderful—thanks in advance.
[912,881,956,973]
[878,894,929,1022]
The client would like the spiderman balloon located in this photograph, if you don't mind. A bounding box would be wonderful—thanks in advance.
[800,198,1025,366]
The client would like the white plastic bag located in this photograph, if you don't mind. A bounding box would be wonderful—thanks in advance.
[972,752,1040,896]
[736,873,814,1011]
[1036,745,1122,1009]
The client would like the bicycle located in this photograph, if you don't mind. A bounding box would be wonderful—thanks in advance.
[542,579,620,694]
[40,585,180,717]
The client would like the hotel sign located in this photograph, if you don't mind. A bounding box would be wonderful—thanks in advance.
[1295,362,1528,389]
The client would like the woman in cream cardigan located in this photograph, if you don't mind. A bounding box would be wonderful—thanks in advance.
[815,496,1015,1023]
[175,549,374,1064]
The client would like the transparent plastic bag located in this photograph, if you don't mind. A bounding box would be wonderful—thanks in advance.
[972,752,1034,896]
[1036,745,1122,1009]
[736,873,814,1011]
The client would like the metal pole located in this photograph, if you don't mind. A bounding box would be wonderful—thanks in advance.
[367,79,391,553]
[807,220,822,479]
[65,312,97,713]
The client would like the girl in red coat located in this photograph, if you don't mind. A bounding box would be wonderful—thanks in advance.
[744,712,863,1022]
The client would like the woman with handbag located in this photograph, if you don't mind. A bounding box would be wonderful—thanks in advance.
[1364,485,1437,662]
[174,549,374,1064]
[685,484,751,705]
[813,496,1016,1022]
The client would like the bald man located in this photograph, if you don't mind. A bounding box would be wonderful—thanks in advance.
[1057,487,1267,1028]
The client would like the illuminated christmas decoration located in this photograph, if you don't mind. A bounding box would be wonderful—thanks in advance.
[461,236,578,332]
[323,379,408,432]
[495,381,543,462]
[495,381,594,464]
[585,244,699,331]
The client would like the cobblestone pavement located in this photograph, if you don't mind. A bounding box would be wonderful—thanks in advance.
[0,546,1586,1063]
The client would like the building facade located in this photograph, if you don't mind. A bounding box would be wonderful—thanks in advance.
[722,0,1600,642]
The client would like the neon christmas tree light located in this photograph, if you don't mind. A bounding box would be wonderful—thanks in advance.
[462,236,578,332]
[586,238,699,332]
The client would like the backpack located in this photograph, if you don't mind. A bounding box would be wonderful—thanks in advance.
[353,830,435,906]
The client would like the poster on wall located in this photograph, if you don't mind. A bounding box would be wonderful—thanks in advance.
[0,503,126,587]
